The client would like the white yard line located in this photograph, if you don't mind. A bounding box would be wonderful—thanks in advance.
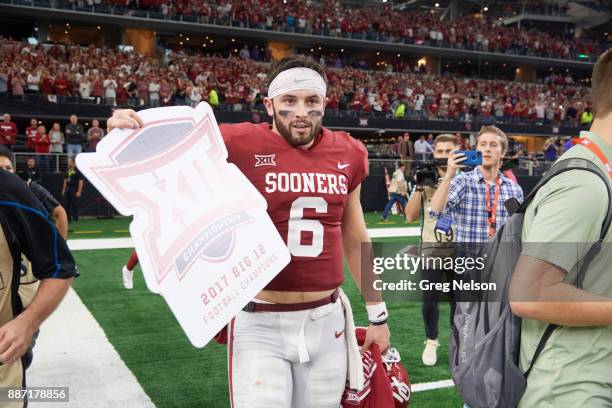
[411,379,456,393]
[68,237,134,251]
[367,227,421,238]
[67,227,420,251]
[28,288,155,408]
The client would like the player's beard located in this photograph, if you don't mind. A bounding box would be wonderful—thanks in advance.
[273,109,322,148]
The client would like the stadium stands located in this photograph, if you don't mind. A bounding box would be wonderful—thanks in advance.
[0,38,593,127]
[19,0,607,62]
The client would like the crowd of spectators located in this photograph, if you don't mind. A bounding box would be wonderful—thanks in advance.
[57,0,607,61]
[0,37,595,128]
[0,113,104,154]
[0,112,105,173]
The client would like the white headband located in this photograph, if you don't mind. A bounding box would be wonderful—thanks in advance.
[267,67,327,99]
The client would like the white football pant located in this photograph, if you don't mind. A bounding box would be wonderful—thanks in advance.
[228,300,348,407]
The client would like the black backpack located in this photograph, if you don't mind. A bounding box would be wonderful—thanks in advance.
[449,157,612,408]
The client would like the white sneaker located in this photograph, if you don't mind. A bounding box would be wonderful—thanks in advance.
[422,338,440,366]
[122,265,133,289]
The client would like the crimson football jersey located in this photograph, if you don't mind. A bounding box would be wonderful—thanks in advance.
[219,122,368,292]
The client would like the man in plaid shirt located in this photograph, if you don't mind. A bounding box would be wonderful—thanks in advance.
[429,126,524,243]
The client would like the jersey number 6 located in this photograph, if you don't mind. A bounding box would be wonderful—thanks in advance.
[287,197,327,257]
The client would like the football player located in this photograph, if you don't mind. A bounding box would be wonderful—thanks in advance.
[107,56,391,408]
[121,250,139,289]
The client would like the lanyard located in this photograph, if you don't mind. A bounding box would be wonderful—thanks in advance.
[485,175,502,237]
[576,138,612,179]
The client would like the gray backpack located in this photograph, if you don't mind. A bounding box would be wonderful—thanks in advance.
[449,158,612,408]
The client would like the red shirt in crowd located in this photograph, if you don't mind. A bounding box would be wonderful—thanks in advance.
[92,79,104,97]
[116,86,128,106]
[55,77,68,96]
[25,125,38,151]
[0,121,17,146]
[429,101,439,116]
[41,76,54,95]
[35,132,50,154]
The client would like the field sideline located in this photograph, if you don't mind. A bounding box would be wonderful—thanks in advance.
[29,215,463,407]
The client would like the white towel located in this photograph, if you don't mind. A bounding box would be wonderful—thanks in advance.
[339,288,364,391]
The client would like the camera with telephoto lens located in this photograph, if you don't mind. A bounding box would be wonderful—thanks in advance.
[413,158,448,186]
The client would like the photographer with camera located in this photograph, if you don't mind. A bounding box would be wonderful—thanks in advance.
[405,134,458,366]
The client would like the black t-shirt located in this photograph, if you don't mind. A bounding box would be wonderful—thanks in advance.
[29,182,60,216]
[24,167,41,183]
[65,166,83,189]
[127,82,137,93]
[0,170,77,282]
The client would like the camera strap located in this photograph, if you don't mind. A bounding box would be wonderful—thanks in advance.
[485,175,502,237]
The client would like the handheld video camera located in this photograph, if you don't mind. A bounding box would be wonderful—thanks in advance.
[413,158,449,186]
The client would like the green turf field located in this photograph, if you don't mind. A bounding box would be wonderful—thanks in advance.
[68,212,419,239]
[72,244,462,407]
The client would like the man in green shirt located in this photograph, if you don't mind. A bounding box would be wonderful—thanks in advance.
[580,107,594,129]
[510,49,612,406]
[208,88,219,108]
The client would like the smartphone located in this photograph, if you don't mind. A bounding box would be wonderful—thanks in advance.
[454,150,482,166]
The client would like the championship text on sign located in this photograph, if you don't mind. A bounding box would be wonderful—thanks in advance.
[76,103,291,347]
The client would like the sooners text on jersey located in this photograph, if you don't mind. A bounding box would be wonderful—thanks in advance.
[219,122,369,291]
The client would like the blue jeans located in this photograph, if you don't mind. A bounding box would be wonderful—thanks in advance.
[381,193,407,219]
[66,144,82,157]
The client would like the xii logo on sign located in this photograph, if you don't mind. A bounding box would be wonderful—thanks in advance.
[77,109,262,290]
[255,154,276,167]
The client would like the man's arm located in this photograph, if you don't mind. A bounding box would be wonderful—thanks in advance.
[61,179,67,196]
[510,170,612,326]
[342,186,371,294]
[429,152,466,214]
[76,179,84,198]
[509,255,612,326]
[53,205,69,240]
[30,183,68,240]
[405,187,422,222]
[0,278,73,363]
[429,178,453,213]
[342,186,390,353]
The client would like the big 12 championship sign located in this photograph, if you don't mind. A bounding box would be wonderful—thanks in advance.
[76,103,291,347]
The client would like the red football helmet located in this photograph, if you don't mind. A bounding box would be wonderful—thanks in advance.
[381,347,411,408]
[341,328,411,408]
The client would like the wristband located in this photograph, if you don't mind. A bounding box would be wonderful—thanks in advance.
[366,302,388,323]
[371,319,388,326]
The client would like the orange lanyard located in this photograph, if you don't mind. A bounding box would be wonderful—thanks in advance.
[576,138,612,179]
[485,175,502,237]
